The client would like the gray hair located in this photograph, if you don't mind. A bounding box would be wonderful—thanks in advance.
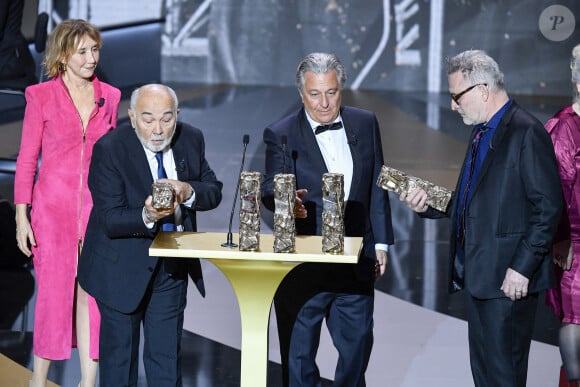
[447,50,505,92]
[129,84,179,112]
[295,52,346,94]
[571,44,580,103]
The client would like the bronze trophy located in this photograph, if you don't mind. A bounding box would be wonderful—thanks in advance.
[321,173,344,254]
[152,182,175,209]
[239,171,261,251]
[273,173,296,253]
[376,165,451,212]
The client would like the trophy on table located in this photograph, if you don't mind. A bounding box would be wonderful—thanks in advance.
[239,171,261,251]
[321,173,345,254]
[273,173,296,253]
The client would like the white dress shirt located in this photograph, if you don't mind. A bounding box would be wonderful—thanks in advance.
[305,112,387,252]
[305,113,353,200]
[143,146,196,230]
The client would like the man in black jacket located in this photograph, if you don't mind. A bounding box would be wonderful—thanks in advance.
[401,50,562,387]
[0,0,37,86]
[78,84,222,386]
[262,52,394,387]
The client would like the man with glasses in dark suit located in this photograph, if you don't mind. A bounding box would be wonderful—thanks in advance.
[401,49,562,387]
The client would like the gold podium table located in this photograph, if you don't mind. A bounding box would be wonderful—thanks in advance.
[150,232,362,387]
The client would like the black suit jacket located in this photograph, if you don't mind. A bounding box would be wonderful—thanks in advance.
[78,122,222,313]
[0,0,36,84]
[262,106,394,290]
[422,101,563,298]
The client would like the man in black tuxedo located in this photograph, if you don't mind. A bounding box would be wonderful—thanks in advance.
[262,52,394,386]
[401,50,562,387]
[78,84,222,386]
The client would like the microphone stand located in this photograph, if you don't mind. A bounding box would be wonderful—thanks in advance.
[221,135,249,247]
[281,135,287,174]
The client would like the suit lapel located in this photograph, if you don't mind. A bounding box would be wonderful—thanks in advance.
[471,103,516,193]
[298,109,328,175]
[165,124,194,229]
[341,109,360,199]
[172,145,189,181]
[126,129,155,194]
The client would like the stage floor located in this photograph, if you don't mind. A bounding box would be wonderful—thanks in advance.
[0,85,568,386]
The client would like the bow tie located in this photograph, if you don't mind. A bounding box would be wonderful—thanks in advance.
[315,121,343,135]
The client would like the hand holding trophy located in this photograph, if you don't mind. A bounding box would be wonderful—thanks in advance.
[152,181,175,210]
[376,165,451,212]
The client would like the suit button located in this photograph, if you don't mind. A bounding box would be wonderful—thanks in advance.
[147,267,154,272]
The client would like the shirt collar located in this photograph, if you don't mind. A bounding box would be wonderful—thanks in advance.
[304,110,343,132]
[479,97,512,130]
[143,146,170,161]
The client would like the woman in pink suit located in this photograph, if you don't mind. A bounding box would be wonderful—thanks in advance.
[546,43,580,387]
[14,19,120,387]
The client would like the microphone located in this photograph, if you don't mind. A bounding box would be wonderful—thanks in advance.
[291,150,298,163]
[291,150,298,186]
[221,134,250,247]
[348,135,357,145]
[97,97,105,107]
[281,135,287,174]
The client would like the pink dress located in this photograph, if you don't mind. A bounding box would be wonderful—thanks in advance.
[545,105,580,324]
[14,75,120,359]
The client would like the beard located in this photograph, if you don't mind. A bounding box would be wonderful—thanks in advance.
[135,129,175,153]
[459,110,484,126]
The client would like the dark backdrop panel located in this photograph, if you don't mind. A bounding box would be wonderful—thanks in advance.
[162,0,580,96]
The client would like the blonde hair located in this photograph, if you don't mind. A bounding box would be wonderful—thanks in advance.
[43,19,102,79]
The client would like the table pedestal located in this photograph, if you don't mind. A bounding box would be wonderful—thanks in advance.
[149,232,361,387]
[211,259,298,386]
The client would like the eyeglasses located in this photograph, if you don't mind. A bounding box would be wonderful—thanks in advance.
[450,83,487,104]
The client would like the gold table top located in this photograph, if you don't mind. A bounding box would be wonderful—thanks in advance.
[150,232,361,263]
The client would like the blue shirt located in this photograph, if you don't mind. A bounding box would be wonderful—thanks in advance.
[455,97,512,236]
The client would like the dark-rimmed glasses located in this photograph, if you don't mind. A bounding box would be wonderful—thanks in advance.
[450,83,487,104]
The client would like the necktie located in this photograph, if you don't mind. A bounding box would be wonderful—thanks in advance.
[457,127,488,246]
[155,151,176,231]
[315,121,343,135]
